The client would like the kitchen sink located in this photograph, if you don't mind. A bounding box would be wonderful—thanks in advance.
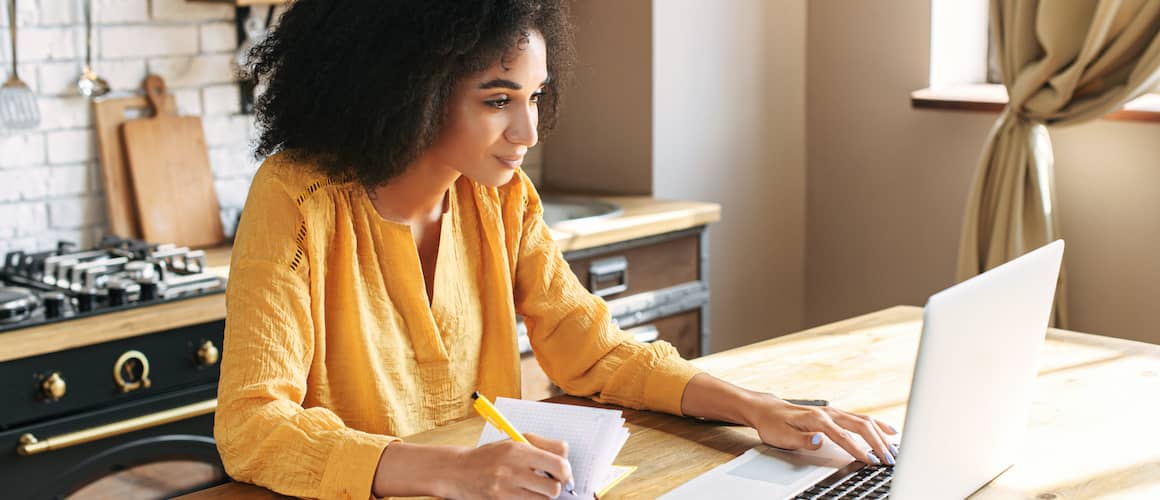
[540,196,623,227]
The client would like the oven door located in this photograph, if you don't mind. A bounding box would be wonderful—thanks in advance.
[0,385,227,500]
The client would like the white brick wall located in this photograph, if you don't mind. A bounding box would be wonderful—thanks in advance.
[18,27,81,61]
[151,0,232,22]
[46,129,96,164]
[0,0,260,253]
[202,83,240,115]
[37,96,92,129]
[94,0,150,24]
[199,22,237,52]
[0,134,47,167]
[37,1,80,26]
[100,26,199,58]
[48,164,92,197]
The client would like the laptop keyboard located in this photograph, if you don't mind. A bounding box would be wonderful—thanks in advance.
[794,462,894,499]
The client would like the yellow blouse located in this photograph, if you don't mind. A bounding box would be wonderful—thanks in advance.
[214,153,702,499]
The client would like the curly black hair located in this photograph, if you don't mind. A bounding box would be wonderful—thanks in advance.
[245,0,575,188]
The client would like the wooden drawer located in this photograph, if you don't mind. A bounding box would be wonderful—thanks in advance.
[520,308,703,401]
[565,233,700,300]
[651,308,701,359]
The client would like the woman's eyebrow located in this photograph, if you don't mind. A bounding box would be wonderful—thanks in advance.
[479,79,521,90]
[477,77,551,90]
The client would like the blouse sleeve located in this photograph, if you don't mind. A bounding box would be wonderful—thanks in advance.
[511,175,703,416]
[214,167,397,500]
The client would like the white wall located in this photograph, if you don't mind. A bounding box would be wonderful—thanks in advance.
[806,0,1160,345]
[0,0,259,254]
[653,0,807,351]
[542,0,808,352]
[542,0,653,195]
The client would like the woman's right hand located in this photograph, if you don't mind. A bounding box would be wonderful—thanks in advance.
[445,433,574,500]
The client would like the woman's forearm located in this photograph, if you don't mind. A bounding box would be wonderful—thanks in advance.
[679,372,777,426]
[371,442,462,498]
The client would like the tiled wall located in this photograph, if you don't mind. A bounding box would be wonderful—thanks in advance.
[0,0,260,254]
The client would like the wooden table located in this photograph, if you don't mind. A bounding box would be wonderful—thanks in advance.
[179,306,1160,499]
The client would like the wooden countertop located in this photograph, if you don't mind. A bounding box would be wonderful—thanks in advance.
[544,196,720,252]
[180,306,1160,499]
[0,197,720,362]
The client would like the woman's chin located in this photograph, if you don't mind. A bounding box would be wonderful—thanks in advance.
[464,168,519,188]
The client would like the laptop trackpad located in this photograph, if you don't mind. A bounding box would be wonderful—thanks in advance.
[660,443,856,499]
[728,446,841,485]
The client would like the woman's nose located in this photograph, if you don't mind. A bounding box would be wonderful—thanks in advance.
[505,105,538,147]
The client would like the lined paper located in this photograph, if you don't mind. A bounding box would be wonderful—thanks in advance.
[477,398,632,498]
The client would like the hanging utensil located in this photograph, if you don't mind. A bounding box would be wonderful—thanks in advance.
[236,5,277,113]
[0,0,40,129]
[235,5,274,68]
[77,0,108,98]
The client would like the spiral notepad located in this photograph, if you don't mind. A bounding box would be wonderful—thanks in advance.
[476,398,636,499]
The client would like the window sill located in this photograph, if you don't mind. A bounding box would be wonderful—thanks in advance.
[910,83,1160,123]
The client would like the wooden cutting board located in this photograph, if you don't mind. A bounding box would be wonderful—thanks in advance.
[92,92,177,239]
[121,75,225,248]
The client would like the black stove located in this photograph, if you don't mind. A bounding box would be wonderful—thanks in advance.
[0,236,230,498]
[0,236,226,332]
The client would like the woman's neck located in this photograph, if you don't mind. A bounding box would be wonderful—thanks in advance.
[371,158,460,225]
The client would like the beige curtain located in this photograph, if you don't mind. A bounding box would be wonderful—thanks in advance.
[958,0,1160,327]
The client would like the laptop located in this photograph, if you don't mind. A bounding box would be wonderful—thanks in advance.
[661,240,1065,500]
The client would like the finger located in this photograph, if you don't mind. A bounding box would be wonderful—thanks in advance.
[833,412,893,466]
[517,469,564,499]
[848,413,898,462]
[799,430,825,450]
[524,433,569,458]
[868,417,900,459]
[516,443,573,486]
[875,418,901,436]
[759,421,826,451]
[809,412,879,466]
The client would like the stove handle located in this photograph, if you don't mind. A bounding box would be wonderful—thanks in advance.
[16,399,217,456]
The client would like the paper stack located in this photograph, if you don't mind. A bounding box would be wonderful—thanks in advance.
[476,398,635,499]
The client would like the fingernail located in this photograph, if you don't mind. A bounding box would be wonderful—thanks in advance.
[889,443,900,457]
[884,451,895,466]
[886,423,898,433]
[811,433,822,446]
[866,451,881,465]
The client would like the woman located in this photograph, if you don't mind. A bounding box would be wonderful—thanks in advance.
[215,1,899,498]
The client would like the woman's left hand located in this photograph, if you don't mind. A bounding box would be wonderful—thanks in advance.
[680,373,899,466]
[747,397,899,466]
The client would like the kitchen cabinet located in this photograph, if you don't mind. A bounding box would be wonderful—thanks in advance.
[520,226,711,401]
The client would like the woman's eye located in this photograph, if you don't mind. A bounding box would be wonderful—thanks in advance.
[530,91,545,104]
[486,97,512,109]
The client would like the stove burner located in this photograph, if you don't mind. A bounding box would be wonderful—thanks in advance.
[0,237,226,332]
[0,286,39,324]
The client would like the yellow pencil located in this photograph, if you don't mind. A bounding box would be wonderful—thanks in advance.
[472,391,576,495]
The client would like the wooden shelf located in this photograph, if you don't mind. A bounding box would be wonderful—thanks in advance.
[911,83,1160,123]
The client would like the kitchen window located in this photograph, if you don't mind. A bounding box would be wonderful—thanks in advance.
[914,0,1160,122]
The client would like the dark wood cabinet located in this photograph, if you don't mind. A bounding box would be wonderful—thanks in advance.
[521,227,711,400]
[565,234,700,300]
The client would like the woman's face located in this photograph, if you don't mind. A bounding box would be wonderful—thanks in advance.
[425,30,549,187]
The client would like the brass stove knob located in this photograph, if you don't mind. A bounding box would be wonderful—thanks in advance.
[41,372,66,401]
[113,350,151,393]
[197,340,219,366]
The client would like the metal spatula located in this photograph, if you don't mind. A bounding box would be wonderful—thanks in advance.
[1,0,40,130]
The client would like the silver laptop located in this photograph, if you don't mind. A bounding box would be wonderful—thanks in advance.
[662,240,1064,500]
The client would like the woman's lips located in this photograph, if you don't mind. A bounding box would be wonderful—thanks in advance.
[494,155,524,169]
